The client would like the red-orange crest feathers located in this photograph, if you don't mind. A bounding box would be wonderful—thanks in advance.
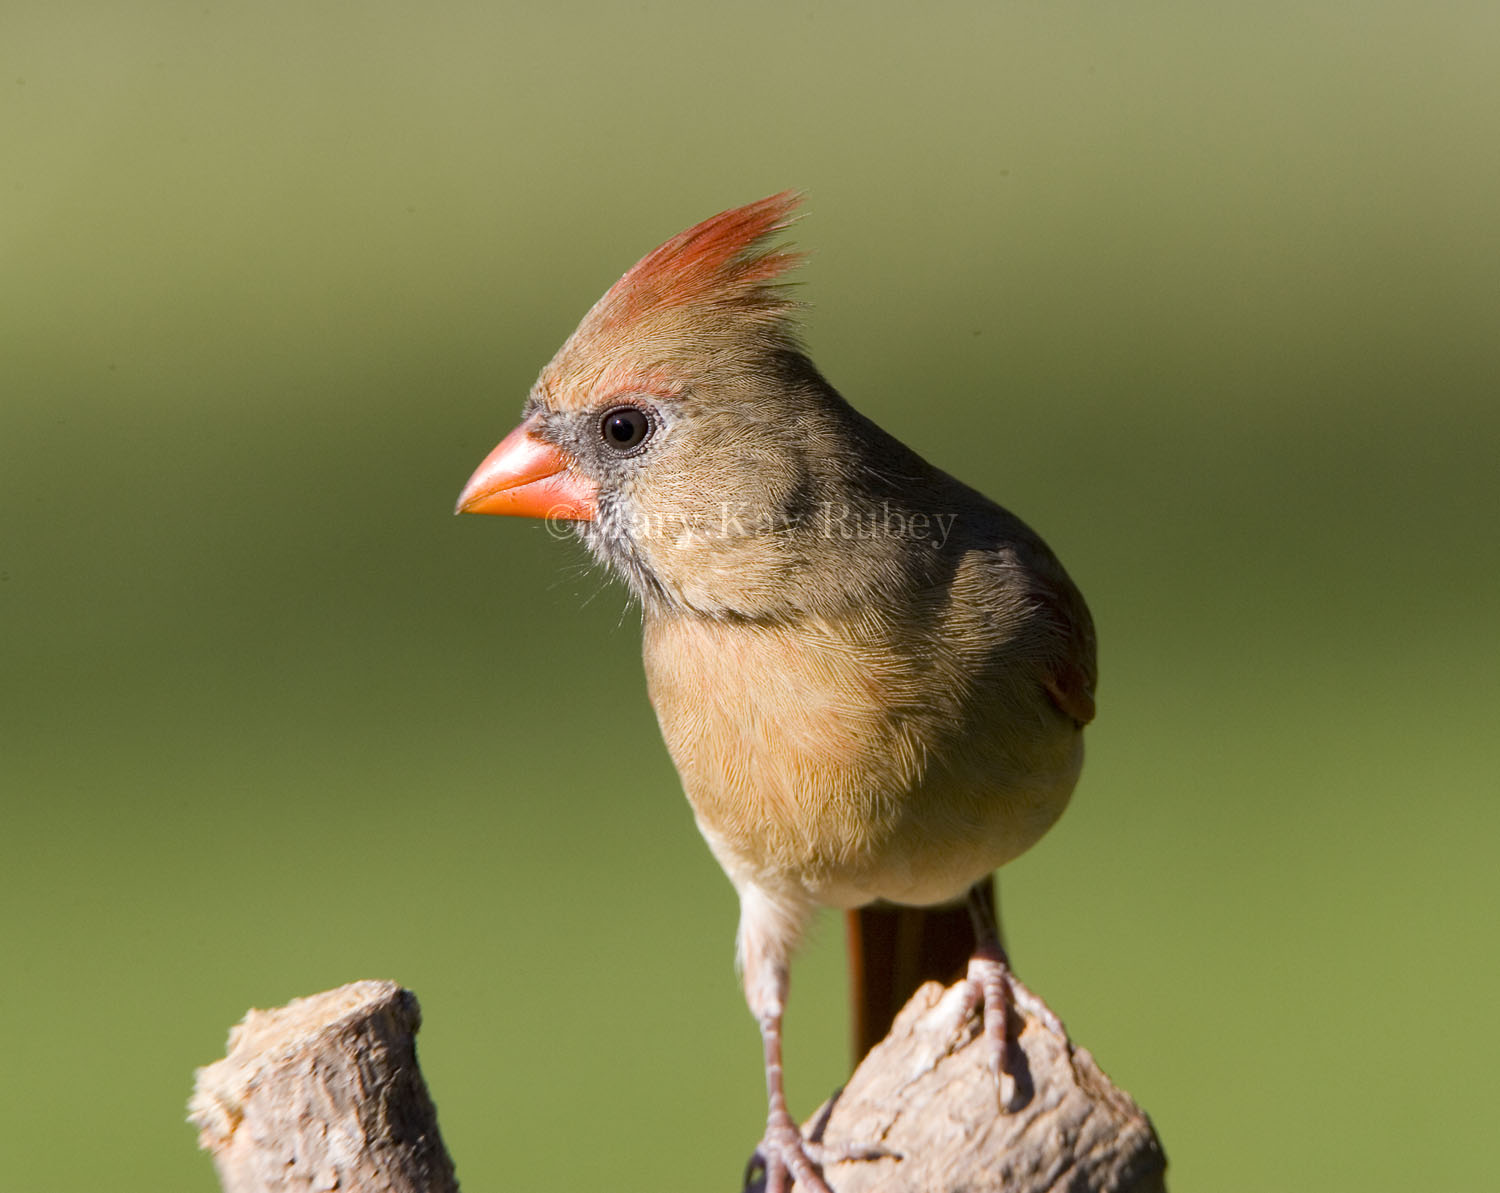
[538,193,806,407]
[591,191,804,334]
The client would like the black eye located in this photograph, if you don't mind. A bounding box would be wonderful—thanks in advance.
[600,406,651,451]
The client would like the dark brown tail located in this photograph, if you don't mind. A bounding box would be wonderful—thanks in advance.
[844,876,1000,1063]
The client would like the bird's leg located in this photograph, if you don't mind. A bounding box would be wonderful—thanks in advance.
[963,881,1071,1110]
[750,999,832,1193]
[738,887,830,1193]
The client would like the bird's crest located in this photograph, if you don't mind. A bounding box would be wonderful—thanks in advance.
[584,192,804,337]
[539,193,806,406]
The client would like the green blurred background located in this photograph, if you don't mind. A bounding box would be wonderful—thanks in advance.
[3,2,1496,1188]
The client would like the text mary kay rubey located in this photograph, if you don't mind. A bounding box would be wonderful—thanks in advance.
[547,499,960,549]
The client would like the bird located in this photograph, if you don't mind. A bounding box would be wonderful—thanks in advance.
[456,193,1096,1192]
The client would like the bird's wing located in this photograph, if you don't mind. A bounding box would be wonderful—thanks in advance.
[960,525,1099,730]
[1037,570,1097,727]
[1045,659,1096,727]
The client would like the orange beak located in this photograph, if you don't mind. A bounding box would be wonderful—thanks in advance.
[455,417,598,520]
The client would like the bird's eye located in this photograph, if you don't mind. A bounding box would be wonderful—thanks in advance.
[600,406,651,452]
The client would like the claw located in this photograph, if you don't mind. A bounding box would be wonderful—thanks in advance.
[964,954,1023,1110]
[745,1110,831,1193]
[957,951,1077,1111]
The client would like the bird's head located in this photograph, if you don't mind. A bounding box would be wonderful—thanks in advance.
[457,193,852,615]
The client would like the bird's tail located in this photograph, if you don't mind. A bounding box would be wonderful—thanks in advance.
[844,876,998,1063]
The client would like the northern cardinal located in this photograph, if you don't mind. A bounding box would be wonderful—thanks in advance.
[457,194,1096,1192]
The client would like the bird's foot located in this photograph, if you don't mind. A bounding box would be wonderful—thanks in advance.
[961,952,1073,1111]
[744,1108,833,1193]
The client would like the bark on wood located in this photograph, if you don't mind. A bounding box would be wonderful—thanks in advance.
[189,980,458,1193]
[802,979,1166,1193]
[189,976,1164,1193]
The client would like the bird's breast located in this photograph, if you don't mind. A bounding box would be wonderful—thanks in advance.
[641,610,1080,908]
[643,615,918,887]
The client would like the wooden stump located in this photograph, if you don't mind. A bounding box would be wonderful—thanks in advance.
[190,977,1164,1192]
[189,980,458,1193]
[805,979,1165,1192]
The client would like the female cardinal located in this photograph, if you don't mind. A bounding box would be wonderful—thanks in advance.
[457,193,1096,1192]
